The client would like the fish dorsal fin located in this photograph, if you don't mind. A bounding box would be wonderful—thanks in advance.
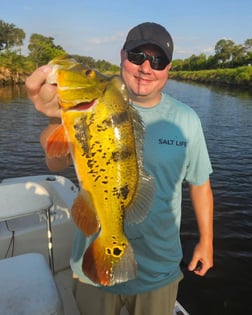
[46,125,70,158]
[72,190,100,236]
[124,172,155,224]
[124,105,156,224]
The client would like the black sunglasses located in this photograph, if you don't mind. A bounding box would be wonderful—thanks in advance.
[127,51,170,70]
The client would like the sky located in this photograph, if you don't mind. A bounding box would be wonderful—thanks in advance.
[1,0,252,65]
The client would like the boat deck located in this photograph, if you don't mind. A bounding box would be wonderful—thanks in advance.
[55,268,80,315]
[0,175,188,315]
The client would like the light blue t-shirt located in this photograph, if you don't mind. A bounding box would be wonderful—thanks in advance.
[70,93,212,294]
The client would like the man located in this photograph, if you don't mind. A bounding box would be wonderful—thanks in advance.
[26,22,214,315]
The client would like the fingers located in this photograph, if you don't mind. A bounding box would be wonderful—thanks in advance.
[26,66,51,97]
[188,259,209,276]
[25,66,61,118]
[188,242,213,277]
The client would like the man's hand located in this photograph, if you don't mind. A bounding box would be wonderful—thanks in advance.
[25,65,60,118]
[188,240,213,276]
[188,179,214,276]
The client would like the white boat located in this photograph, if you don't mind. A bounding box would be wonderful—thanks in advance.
[0,175,189,315]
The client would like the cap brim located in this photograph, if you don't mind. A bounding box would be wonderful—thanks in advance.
[124,40,171,61]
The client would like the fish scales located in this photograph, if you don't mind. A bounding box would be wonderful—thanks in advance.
[46,55,155,286]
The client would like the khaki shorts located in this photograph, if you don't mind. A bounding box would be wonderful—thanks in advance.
[72,275,183,315]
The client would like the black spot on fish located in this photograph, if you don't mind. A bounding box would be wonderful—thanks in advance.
[97,124,107,132]
[120,185,129,200]
[88,169,97,174]
[113,247,122,256]
[74,117,90,155]
[111,112,129,125]
[111,185,129,200]
[112,187,119,198]
[94,175,101,182]
[108,137,114,144]
[111,149,132,162]
[87,159,94,169]
[102,118,112,127]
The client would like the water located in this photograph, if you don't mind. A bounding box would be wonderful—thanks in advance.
[165,81,252,315]
[0,82,251,314]
[0,85,76,183]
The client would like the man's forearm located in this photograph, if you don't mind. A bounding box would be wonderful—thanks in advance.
[189,179,214,243]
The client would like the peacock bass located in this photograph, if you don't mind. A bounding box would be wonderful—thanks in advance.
[46,55,155,286]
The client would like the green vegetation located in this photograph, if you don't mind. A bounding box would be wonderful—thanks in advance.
[169,66,252,87]
[0,20,120,86]
[170,38,252,87]
[172,39,252,70]
[0,19,251,87]
[0,20,25,50]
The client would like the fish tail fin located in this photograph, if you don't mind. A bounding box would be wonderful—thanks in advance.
[82,235,137,286]
[46,125,70,158]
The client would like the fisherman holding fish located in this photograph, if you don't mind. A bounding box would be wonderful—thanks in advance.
[26,22,214,315]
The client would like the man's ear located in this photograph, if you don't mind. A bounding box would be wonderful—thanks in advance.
[167,62,172,71]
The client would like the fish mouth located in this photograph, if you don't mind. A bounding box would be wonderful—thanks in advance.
[70,99,96,111]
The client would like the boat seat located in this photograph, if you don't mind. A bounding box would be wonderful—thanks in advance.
[0,181,55,272]
[0,253,63,315]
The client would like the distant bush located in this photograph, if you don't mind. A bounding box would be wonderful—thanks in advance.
[169,66,252,87]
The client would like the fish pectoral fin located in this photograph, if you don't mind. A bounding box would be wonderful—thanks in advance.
[82,236,137,286]
[46,125,70,158]
[72,192,100,236]
[125,172,155,225]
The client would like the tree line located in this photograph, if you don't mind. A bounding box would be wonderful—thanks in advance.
[172,38,252,71]
[1,19,252,75]
[0,20,120,74]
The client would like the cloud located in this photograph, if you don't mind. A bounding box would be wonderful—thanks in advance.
[202,46,215,54]
[87,31,126,45]
[174,34,216,59]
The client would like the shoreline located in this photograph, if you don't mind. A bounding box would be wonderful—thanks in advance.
[0,67,26,87]
[169,66,252,88]
[1,66,252,88]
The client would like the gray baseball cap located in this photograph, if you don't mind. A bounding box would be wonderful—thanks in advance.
[123,22,174,62]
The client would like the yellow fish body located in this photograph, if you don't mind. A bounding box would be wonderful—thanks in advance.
[46,55,155,286]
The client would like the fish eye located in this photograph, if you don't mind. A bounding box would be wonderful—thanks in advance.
[85,69,96,78]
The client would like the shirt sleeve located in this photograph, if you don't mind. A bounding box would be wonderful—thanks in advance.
[185,115,213,185]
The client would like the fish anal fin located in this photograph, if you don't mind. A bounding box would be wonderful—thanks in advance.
[83,236,137,286]
[125,173,155,225]
[72,192,100,236]
[46,125,70,158]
